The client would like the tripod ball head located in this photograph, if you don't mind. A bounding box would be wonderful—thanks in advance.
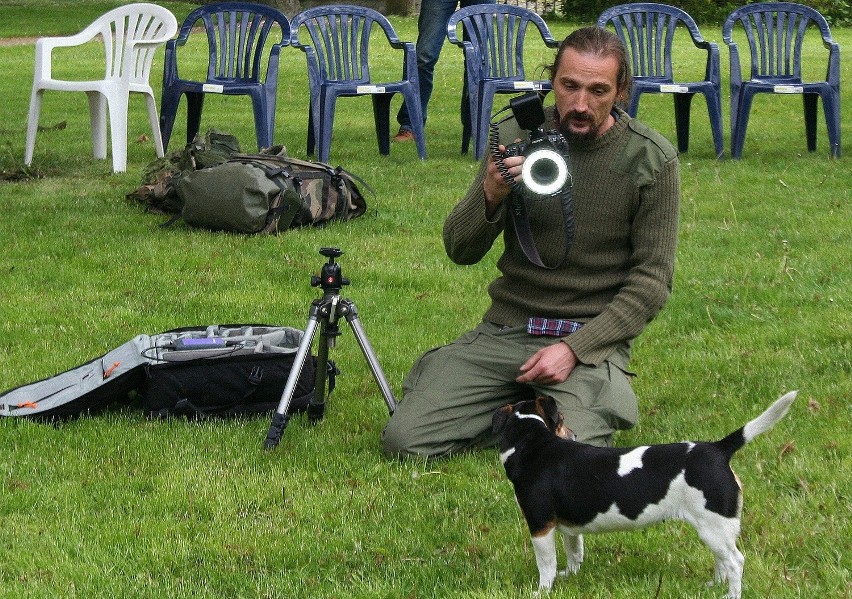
[319,247,343,259]
[311,247,349,293]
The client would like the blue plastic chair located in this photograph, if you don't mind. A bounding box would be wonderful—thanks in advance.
[290,5,426,162]
[159,2,290,151]
[723,3,840,158]
[597,3,723,159]
[447,5,559,160]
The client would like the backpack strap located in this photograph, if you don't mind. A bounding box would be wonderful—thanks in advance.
[231,159,302,232]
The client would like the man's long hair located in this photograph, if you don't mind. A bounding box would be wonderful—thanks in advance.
[546,26,633,103]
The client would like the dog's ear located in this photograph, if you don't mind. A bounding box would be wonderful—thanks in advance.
[492,405,513,435]
[536,395,561,432]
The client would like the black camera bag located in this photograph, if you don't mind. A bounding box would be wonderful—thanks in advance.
[141,352,323,419]
[0,324,333,421]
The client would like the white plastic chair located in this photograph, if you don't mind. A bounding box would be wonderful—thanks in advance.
[24,3,178,173]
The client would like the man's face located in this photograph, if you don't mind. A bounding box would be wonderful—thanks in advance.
[552,48,622,146]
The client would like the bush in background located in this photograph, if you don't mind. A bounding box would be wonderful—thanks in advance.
[561,0,852,26]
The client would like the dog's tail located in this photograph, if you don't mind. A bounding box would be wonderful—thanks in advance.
[715,391,798,459]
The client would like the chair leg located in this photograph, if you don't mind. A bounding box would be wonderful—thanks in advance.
[24,87,44,166]
[143,91,165,158]
[372,94,393,156]
[822,90,841,158]
[705,90,724,160]
[461,91,472,155]
[402,87,427,160]
[731,91,755,160]
[185,92,205,145]
[673,93,693,154]
[159,88,182,153]
[475,88,497,161]
[803,93,818,153]
[265,86,278,150]
[729,88,741,159]
[626,91,641,118]
[462,111,473,154]
[307,106,316,157]
[317,94,338,163]
[465,78,480,158]
[87,91,109,161]
[250,94,271,150]
[106,92,129,173]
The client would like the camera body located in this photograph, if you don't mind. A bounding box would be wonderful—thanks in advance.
[503,130,571,199]
[499,92,572,200]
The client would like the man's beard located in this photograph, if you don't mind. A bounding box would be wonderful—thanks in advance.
[556,110,599,147]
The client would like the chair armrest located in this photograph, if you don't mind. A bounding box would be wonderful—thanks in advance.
[400,41,417,80]
[727,42,742,89]
[263,43,287,84]
[387,38,407,51]
[826,41,840,85]
[705,42,721,83]
[299,45,323,88]
[33,27,103,80]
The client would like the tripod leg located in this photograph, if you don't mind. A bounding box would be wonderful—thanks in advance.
[307,320,331,424]
[346,312,398,415]
[264,314,320,450]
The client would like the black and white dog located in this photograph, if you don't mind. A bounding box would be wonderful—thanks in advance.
[492,391,797,598]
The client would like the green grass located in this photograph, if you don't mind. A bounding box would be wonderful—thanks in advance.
[1,3,850,598]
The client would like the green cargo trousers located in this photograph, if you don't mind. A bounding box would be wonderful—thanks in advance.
[382,322,638,458]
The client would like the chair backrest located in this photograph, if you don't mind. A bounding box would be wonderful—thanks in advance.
[175,2,290,83]
[447,4,556,82]
[722,2,835,81]
[597,3,706,81]
[290,5,401,84]
[86,3,177,84]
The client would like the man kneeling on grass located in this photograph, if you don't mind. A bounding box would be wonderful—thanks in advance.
[383,26,681,457]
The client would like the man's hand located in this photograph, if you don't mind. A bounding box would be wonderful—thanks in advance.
[516,342,578,385]
[484,143,524,218]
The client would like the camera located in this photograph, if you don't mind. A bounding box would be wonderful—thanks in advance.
[490,92,575,269]
[498,92,572,199]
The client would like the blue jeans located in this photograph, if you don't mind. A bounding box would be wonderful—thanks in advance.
[396,0,495,132]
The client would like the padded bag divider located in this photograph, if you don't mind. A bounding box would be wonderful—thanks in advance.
[0,336,151,419]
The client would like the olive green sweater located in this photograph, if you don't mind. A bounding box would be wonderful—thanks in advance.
[443,107,680,367]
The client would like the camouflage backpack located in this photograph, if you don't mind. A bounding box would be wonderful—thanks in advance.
[174,147,371,235]
[126,130,241,213]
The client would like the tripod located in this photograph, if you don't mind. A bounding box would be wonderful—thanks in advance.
[264,248,397,450]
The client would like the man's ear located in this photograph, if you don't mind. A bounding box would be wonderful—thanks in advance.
[492,405,513,436]
[536,395,560,431]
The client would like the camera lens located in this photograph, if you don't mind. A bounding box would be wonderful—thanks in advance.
[521,147,569,197]
[529,158,559,186]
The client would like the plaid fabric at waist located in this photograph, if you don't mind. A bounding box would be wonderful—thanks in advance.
[527,317,584,337]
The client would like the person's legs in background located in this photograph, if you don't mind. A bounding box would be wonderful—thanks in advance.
[394,0,495,142]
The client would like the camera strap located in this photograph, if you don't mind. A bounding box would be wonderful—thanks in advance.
[509,187,575,269]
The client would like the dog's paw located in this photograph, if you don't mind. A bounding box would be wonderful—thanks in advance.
[534,577,555,596]
[705,578,741,599]
[558,561,582,577]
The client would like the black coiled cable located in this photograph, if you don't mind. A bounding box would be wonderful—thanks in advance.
[489,108,519,189]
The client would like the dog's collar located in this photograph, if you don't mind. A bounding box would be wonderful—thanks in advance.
[515,412,547,426]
